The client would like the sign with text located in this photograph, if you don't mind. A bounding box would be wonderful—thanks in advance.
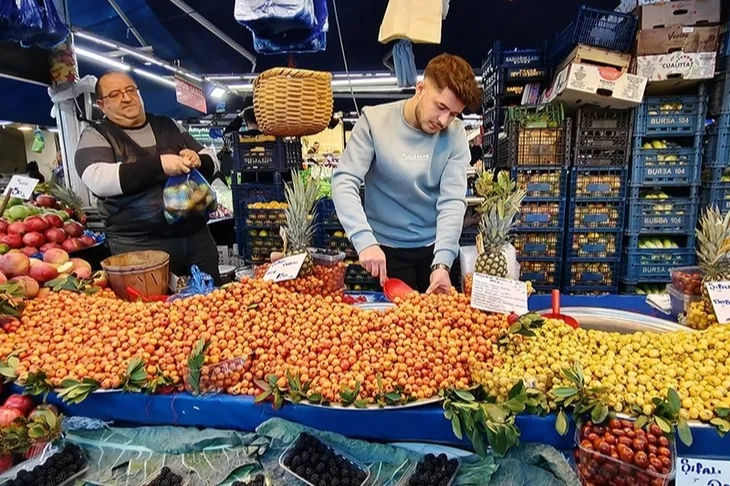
[677,457,730,485]
[3,175,39,200]
[263,253,306,283]
[175,76,207,114]
[704,281,730,324]
[470,273,529,315]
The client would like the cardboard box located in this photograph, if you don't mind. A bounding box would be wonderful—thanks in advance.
[637,0,721,29]
[540,62,648,109]
[634,51,717,81]
[635,25,720,55]
[617,0,666,13]
[556,44,633,74]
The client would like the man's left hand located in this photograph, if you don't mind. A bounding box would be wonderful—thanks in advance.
[427,268,452,294]
[179,149,201,169]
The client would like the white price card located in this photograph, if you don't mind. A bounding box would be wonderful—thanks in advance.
[3,175,39,200]
[677,457,730,485]
[263,253,306,283]
[704,281,730,324]
[470,273,529,315]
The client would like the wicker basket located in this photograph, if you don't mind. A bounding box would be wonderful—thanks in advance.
[101,250,170,301]
[253,68,333,137]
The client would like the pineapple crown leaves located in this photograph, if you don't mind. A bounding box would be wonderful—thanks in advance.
[696,206,730,268]
[0,352,20,382]
[27,409,63,442]
[20,370,54,399]
[0,419,30,455]
[48,181,85,217]
[282,169,321,252]
[57,377,101,404]
[186,338,211,395]
[120,357,148,393]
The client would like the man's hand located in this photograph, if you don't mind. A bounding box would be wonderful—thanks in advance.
[160,154,191,176]
[427,268,452,294]
[179,149,201,169]
[359,245,388,286]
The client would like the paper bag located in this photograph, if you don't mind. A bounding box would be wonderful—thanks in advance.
[378,0,443,44]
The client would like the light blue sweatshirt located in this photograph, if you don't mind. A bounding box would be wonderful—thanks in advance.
[331,100,469,268]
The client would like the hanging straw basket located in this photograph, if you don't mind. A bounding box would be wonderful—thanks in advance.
[101,250,170,301]
[253,68,333,137]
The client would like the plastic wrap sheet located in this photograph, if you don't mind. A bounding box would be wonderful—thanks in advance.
[234,0,316,36]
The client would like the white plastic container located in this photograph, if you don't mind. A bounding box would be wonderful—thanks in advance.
[667,283,701,318]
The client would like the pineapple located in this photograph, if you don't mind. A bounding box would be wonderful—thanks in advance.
[49,182,87,224]
[474,172,526,278]
[281,170,320,277]
[696,206,730,301]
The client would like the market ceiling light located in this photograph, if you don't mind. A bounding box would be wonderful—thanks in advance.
[133,68,176,88]
[0,121,12,126]
[75,46,131,71]
[17,125,34,131]
[209,86,227,99]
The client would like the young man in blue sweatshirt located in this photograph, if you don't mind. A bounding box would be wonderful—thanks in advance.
[332,54,481,294]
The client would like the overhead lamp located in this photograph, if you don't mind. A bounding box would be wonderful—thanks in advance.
[209,86,227,99]
[17,125,34,131]
[75,46,131,71]
[133,67,176,88]
[0,121,12,126]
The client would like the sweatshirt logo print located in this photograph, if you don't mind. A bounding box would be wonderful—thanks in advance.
[402,153,430,161]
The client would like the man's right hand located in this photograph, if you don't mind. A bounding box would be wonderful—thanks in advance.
[359,245,388,286]
[161,154,191,176]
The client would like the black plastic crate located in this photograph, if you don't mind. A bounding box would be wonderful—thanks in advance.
[345,264,377,285]
[483,69,546,106]
[503,119,572,167]
[570,167,627,201]
[574,148,630,167]
[708,72,730,116]
[318,231,357,257]
[242,204,287,229]
[231,174,285,204]
[548,6,637,62]
[482,41,546,75]
[233,135,303,171]
[460,227,478,246]
[574,108,632,153]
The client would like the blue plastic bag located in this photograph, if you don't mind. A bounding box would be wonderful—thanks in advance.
[167,265,216,302]
[234,0,316,36]
[23,0,70,48]
[250,0,328,54]
[162,169,217,224]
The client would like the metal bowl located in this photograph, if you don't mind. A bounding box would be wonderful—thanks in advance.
[533,307,692,334]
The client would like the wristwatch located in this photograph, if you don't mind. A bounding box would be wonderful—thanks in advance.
[431,263,450,273]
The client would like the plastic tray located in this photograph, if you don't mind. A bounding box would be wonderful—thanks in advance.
[243,206,287,228]
[233,136,302,172]
[625,197,698,235]
[482,40,545,73]
[308,247,346,267]
[634,94,707,137]
[232,180,285,205]
[184,356,249,395]
[396,453,461,486]
[670,266,704,296]
[139,466,190,486]
[629,147,702,186]
[504,122,571,167]
[279,433,370,486]
[700,182,730,213]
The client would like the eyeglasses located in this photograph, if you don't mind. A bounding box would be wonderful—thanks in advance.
[99,86,139,101]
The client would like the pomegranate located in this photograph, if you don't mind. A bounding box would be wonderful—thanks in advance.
[44,228,66,244]
[62,238,85,253]
[23,216,48,233]
[43,214,64,229]
[22,231,46,248]
[21,247,38,258]
[0,219,8,233]
[7,222,27,237]
[35,194,57,208]
[63,221,84,238]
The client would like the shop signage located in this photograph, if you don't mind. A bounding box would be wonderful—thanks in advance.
[263,253,307,283]
[175,76,207,114]
[677,457,730,485]
[470,273,528,315]
[3,175,39,200]
[704,281,730,324]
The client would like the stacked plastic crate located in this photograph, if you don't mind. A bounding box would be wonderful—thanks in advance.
[702,55,730,213]
[564,109,631,294]
[481,41,549,169]
[231,134,302,263]
[505,107,570,293]
[621,91,706,293]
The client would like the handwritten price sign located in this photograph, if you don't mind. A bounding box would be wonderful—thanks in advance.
[3,176,39,200]
[262,253,306,283]
[677,457,730,486]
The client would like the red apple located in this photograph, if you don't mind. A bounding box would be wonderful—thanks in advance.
[11,276,39,298]
[23,216,48,233]
[40,242,61,253]
[44,228,66,244]
[42,214,64,229]
[35,194,57,208]
[62,238,84,253]
[79,235,96,248]
[7,222,27,237]
[3,394,34,416]
[0,406,23,426]
[0,219,8,233]
[29,261,58,283]
[0,253,30,277]
[0,272,6,284]
[92,270,108,289]
[21,247,38,258]
[0,234,22,249]
[22,232,45,248]
[63,221,84,238]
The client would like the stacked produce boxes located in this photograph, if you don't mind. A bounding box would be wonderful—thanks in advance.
[621,91,706,293]
[504,108,570,293]
[564,108,631,294]
[702,55,730,212]
[231,133,303,263]
[481,41,549,169]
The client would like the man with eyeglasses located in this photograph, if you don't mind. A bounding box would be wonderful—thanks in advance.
[74,71,221,285]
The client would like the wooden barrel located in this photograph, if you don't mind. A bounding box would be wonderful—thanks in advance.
[101,250,170,300]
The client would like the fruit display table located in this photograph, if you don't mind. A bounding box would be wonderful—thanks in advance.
[13,294,728,460]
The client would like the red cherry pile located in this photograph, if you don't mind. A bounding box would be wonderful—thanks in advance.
[575,419,674,486]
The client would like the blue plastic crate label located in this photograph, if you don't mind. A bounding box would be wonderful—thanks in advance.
[581,214,609,224]
[523,243,548,252]
[647,114,692,127]
[506,67,547,80]
[638,265,671,277]
[704,282,730,325]
[470,274,528,315]
[503,52,542,66]
[524,213,551,223]
[645,166,688,177]
[585,183,611,193]
[521,272,547,282]
[642,215,687,227]
[577,272,603,283]
[263,253,306,283]
[677,457,730,485]
[526,182,552,193]
[581,243,608,253]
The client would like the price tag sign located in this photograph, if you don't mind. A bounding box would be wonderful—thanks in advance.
[470,273,528,315]
[677,457,730,485]
[262,253,306,283]
[704,281,730,324]
[3,176,39,200]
